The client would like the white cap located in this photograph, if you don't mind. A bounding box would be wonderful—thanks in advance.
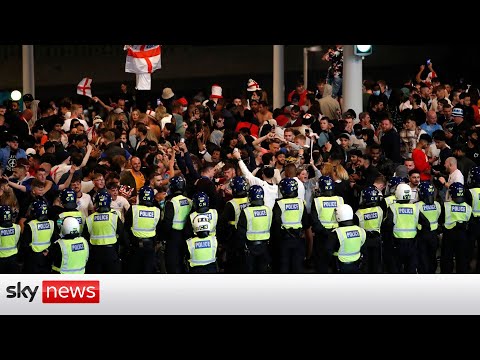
[26,148,36,156]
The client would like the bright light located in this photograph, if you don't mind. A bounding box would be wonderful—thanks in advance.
[356,45,372,52]
[307,46,322,52]
[11,90,22,101]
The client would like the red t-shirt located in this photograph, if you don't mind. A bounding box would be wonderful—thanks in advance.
[235,121,259,137]
[412,148,431,181]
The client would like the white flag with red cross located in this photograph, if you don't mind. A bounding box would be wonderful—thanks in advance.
[77,77,93,98]
[124,45,162,74]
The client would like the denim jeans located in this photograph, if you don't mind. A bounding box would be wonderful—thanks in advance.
[328,75,343,98]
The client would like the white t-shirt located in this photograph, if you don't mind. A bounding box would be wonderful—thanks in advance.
[446,169,464,201]
[110,195,130,222]
[76,193,93,219]
[81,180,94,194]
[62,118,89,132]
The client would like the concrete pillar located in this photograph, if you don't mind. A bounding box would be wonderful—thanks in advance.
[303,47,308,90]
[273,45,284,109]
[22,45,35,98]
[342,45,363,115]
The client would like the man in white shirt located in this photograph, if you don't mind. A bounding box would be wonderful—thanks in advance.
[62,104,89,132]
[233,150,279,209]
[70,175,93,219]
[107,182,130,222]
[439,157,464,201]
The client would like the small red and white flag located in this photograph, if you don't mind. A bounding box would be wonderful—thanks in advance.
[77,77,93,98]
[124,45,161,74]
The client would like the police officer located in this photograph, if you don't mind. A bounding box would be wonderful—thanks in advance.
[466,166,480,272]
[416,181,442,274]
[217,176,249,273]
[186,216,218,273]
[383,176,406,208]
[162,176,192,273]
[237,185,273,273]
[354,186,383,273]
[55,188,85,235]
[184,192,218,240]
[440,182,472,273]
[124,185,161,273]
[311,176,344,273]
[49,217,89,274]
[21,199,58,273]
[0,205,21,273]
[382,183,430,273]
[331,204,366,273]
[272,177,309,273]
[83,189,127,273]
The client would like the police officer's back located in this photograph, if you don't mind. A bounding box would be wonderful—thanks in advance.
[382,183,430,273]
[237,185,273,273]
[184,192,218,240]
[310,176,344,273]
[416,181,442,273]
[186,215,218,273]
[83,189,127,273]
[49,217,89,274]
[354,186,383,273]
[0,205,21,273]
[21,199,58,273]
[54,188,86,235]
[272,177,309,273]
[124,185,161,273]
[332,204,366,273]
[440,182,472,273]
[217,176,249,273]
[162,176,192,273]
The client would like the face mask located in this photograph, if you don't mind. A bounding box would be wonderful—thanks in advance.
[373,90,380,96]
[182,106,187,113]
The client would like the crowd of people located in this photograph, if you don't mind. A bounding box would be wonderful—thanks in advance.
[0,50,480,273]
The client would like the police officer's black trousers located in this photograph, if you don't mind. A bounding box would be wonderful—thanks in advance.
[382,236,395,273]
[24,250,50,274]
[393,237,417,274]
[0,255,19,273]
[441,225,468,274]
[467,218,480,272]
[361,232,381,274]
[312,229,332,273]
[165,230,186,273]
[245,242,270,273]
[417,231,439,274]
[189,262,217,273]
[128,241,156,273]
[87,245,121,274]
[278,232,305,273]
[338,260,360,273]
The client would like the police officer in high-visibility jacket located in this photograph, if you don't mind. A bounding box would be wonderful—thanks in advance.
[49,217,89,274]
[237,185,273,273]
[354,186,383,273]
[311,176,344,273]
[416,181,442,274]
[381,176,406,272]
[21,199,58,273]
[272,177,309,273]
[184,192,218,240]
[466,166,480,272]
[0,205,21,273]
[83,190,127,273]
[162,176,192,273]
[217,176,249,273]
[331,204,366,273]
[186,215,218,273]
[440,182,472,273]
[54,188,86,235]
[124,186,161,273]
[382,183,430,273]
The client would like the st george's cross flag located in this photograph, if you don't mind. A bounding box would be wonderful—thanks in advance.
[77,77,93,98]
[124,45,161,90]
[124,45,161,74]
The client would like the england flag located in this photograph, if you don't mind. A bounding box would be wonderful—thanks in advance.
[77,77,93,98]
[124,45,161,74]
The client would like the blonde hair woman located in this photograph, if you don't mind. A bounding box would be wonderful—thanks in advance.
[320,162,354,205]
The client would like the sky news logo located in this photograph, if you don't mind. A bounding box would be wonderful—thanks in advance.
[4,281,100,303]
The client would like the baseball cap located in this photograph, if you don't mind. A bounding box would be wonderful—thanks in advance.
[452,107,464,118]
[26,148,36,156]
[8,135,19,142]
